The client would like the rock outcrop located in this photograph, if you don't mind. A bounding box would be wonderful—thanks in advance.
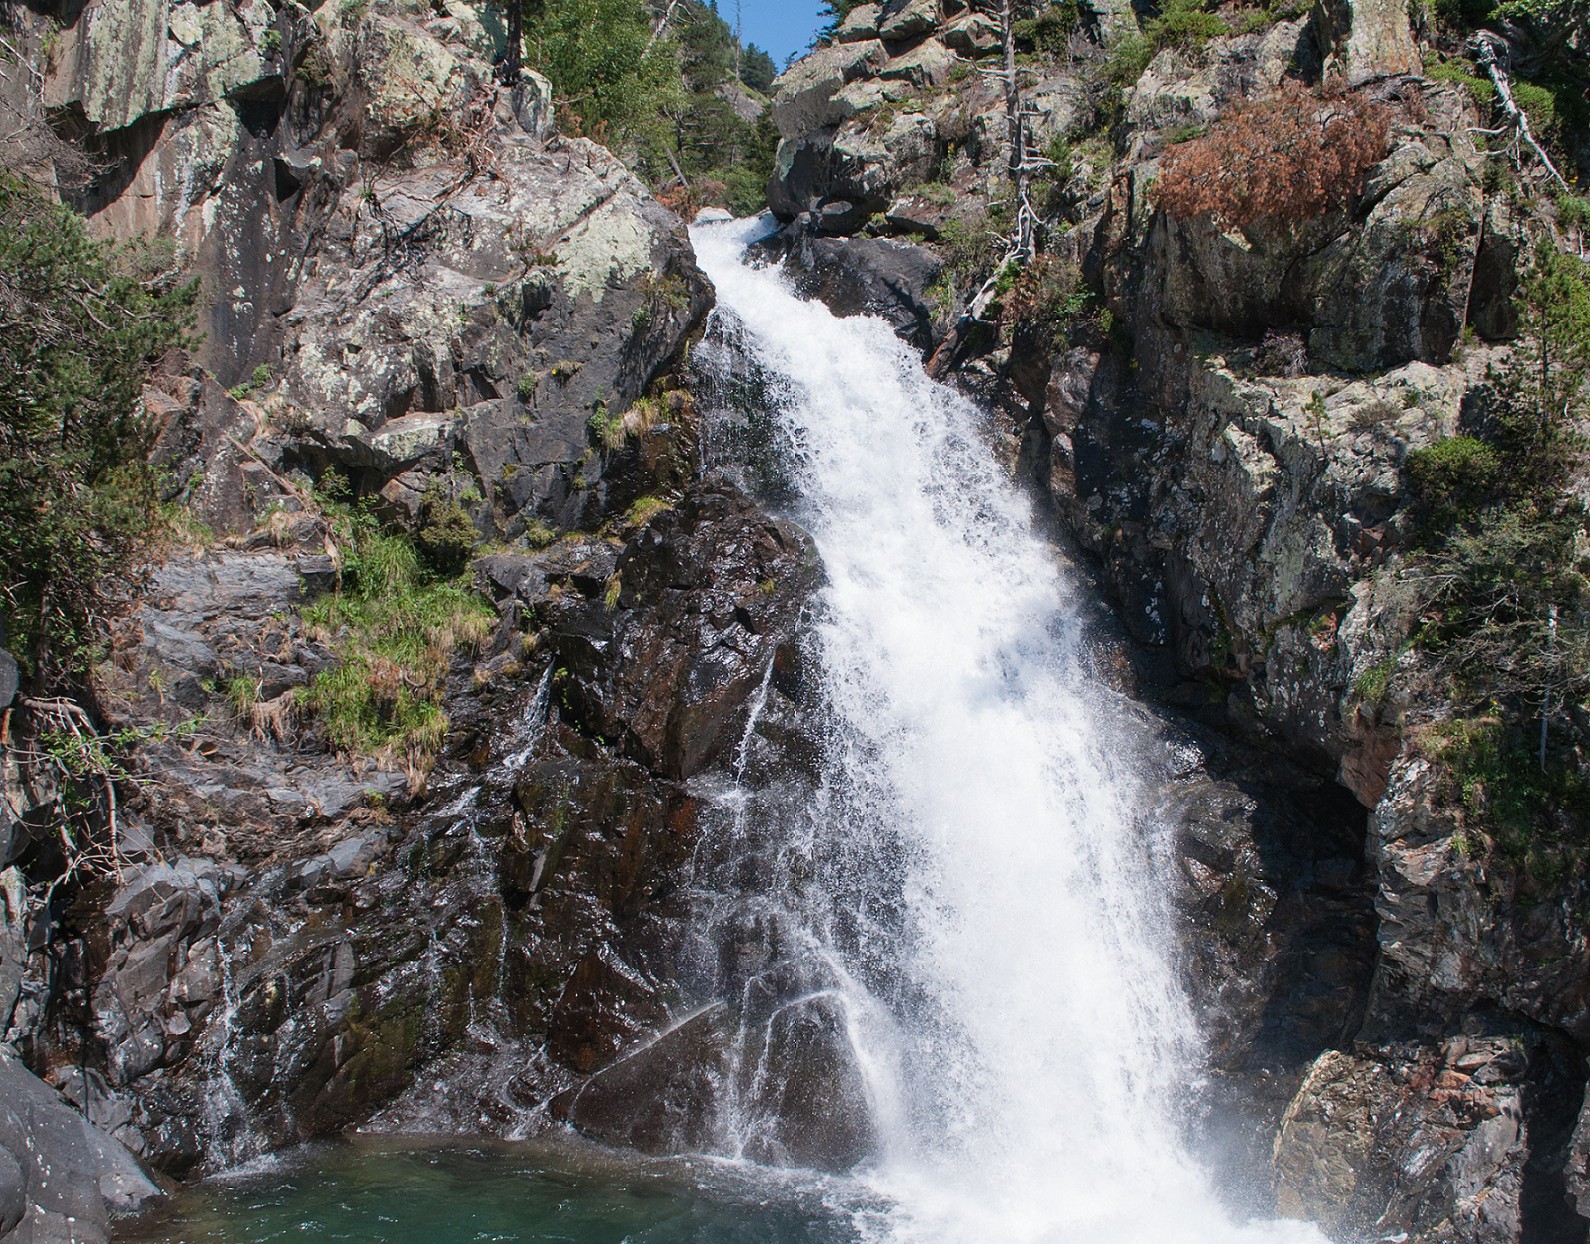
[0,1049,160,1244]
[38,0,709,538]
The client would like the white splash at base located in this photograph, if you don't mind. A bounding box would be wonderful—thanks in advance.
[689,217,1329,1244]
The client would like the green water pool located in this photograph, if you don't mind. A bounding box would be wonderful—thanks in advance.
[115,1137,865,1244]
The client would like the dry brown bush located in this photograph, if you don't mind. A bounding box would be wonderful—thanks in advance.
[1157,82,1392,230]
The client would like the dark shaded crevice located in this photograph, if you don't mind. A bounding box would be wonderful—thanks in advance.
[1521,1032,1589,1244]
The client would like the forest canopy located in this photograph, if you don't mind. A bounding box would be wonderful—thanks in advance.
[514,0,778,215]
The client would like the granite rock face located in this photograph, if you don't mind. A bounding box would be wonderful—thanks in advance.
[41,0,708,539]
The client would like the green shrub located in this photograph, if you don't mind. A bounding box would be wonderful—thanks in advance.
[1406,436,1501,529]
[0,175,196,684]
[1014,3,1080,54]
[1431,0,1496,28]
[1000,254,1088,335]
[1424,56,1496,107]
[414,487,478,576]
[938,215,1000,285]
[1104,32,1154,87]
[587,403,627,450]
[1557,192,1590,233]
[911,181,958,206]
[1513,81,1561,145]
[1145,0,1228,49]
[1353,654,1399,705]
[1400,250,1590,883]
[1428,717,1590,878]
[625,494,672,527]
[527,0,683,142]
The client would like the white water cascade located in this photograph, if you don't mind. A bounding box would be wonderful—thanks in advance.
[686,218,1328,1244]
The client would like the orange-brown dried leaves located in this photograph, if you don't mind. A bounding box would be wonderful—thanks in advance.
[1157,82,1392,230]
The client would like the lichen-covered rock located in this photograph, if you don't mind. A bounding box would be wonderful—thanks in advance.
[277,132,708,530]
[1312,0,1421,83]
[1124,21,1313,138]
[40,0,703,540]
[878,0,940,43]
[878,37,956,88]
[45,0,280,133]
[837,3,883,42]
[770,39,889,139]
[1274,1028,1586,1242]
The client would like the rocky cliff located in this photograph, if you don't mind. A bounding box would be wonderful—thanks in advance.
[0,0,770,1236]
[0,0,1587,1240]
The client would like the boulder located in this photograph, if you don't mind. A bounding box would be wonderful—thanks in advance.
[280,136,708,530]
[878,38,956,88]
[878,0,941,43]
[0,1049,160,1244]
[941,12,1000,55]
[788,233,946,350]
[550,1007,732,1154]
[1272,1029,1584,1240]
[770,40,889,139]
[836,2,883,42]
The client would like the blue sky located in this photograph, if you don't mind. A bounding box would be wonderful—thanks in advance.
[725,0,827,67]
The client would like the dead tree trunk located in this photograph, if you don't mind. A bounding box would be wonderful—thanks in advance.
[645,0,687,56]
[999,0,1036,261]
[502,0,523,83]
[1471,31,1571,193]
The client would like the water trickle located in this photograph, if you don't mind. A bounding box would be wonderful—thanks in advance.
[200,917,265,1168]
[686,218,1327,1244]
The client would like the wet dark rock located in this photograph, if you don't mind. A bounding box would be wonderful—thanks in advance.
[542,483,819,780]
[0,1049,159,1244]
[550,1006,731,1155]
[740,993,877,1170]
[1164,762,1376,1072]
[477,554,552,607]
[787,232,945,351]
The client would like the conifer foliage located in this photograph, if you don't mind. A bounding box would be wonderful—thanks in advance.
[513,0,777,213]
[1156,82,1392,230]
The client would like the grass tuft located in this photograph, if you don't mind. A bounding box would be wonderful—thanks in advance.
[299,511,494,766]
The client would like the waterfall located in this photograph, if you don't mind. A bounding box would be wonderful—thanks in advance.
[686,218,1328,1244]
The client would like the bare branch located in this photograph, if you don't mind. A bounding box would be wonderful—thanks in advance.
[1470,32,1572,194]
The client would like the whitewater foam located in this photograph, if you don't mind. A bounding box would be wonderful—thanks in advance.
[688,217,1327,1244]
